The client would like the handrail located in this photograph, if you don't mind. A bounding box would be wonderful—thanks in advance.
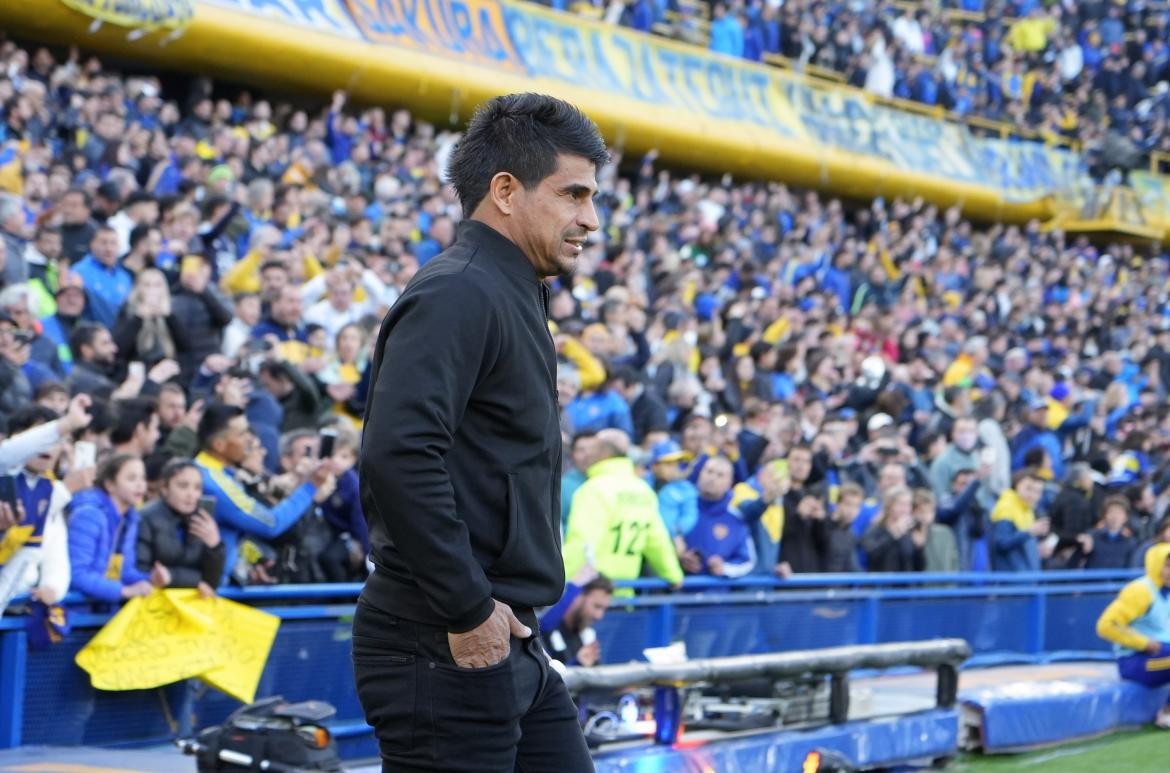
[3,570,1141,610]
[565,639,971,745]
[562,639,971,692]
[3,570,1140,609]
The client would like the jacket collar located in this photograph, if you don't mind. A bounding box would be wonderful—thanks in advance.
[587,457,635,478]
[458,220,541,285]
[195,450,227,473]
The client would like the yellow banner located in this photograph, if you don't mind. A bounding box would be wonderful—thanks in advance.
[75,589,279,703]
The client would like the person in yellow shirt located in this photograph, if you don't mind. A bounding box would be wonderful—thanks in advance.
[1096,543,1170,728]
[563,429,683,590]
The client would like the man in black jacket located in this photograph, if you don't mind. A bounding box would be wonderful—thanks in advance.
[355,93,605,772]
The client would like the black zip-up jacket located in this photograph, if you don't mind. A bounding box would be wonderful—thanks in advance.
[360,220,563,633]
[135,499,227,588]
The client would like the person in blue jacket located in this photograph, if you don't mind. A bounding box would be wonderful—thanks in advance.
[679,456,757,577]
[68,453,158,602]
[193,403,332,583]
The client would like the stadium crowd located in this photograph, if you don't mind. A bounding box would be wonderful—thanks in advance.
[567,0,1170,176]
[2,32,1170,634]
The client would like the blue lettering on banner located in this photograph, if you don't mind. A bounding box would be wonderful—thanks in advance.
[206,0,362,37]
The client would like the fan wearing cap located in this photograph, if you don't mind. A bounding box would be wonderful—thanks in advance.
[648,440,699,548]
[37,272,88,376]
[1011,398,1065,480]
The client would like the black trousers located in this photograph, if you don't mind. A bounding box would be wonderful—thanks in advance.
[352,596,595,772]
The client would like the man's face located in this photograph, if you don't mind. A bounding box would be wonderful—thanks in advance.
[5,298,32,332]
[273,287,303,326]
[87,328,117,366]
[158,389,186,429]
[571,436,595,470]
[507,154,599,278]
[213,415,251,465]
[61,192,88,225]
[697,459,733,500]
[136,413,161,454]
[36,230,61,260]
[57,286,85,316]
[260,267,289,302]
[91,229,119,266]
[1161,558,1170,588]
[573,589,611,629]
[787,449,812,484]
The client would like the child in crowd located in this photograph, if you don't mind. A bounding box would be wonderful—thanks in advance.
[318,425,368,582]
[1086,496,1139,570]
[825,482,862,573]
[913,488,959,572]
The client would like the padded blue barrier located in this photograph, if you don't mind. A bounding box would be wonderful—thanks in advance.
[961,670,1170,751]
[0,572,1140,752]
[592,708,959,772]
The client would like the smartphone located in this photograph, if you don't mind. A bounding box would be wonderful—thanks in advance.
[128,362,146,381]
[197,495,217,518]
[73,441,97,470]
[319,429,337,459]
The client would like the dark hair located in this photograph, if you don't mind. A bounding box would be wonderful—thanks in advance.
[125,190,156,208]
[158,381,186,398]
[570,430,597,449]
[258,360,290,381]
[581,576,615,595]
[63,187,90,207]
[97,453,142,489]
[158,457,199,484]
[7,404,60,435]
[69,322,106,359]
[259,259,288,275]
[34,380,68,401]
[446,93,608,218]
[110,397,159,445]
[128,223,155,252]
[198,402,245,449]
[1102,495,1130,515]
[1013,467,1045,487]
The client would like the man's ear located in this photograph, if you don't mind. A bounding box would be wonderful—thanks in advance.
[487,172,520,216]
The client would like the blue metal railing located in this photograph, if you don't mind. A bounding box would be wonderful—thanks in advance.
[0,569,1139,751]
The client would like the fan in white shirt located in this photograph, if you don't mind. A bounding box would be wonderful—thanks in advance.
[302,261,398,349]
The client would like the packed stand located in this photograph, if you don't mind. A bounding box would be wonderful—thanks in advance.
[0,41,1168,628]
[560,0,1170,177]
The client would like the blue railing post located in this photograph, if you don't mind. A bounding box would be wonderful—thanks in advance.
[647,602,675,649]
[1027,590,1047,654]
[0,629,27,748]
[857,596,880,645]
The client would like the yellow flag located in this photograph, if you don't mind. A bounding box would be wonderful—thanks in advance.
[75,589,279,703]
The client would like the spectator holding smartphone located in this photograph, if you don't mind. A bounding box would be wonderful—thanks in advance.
[317,426,368,582]
[136,459,226,598]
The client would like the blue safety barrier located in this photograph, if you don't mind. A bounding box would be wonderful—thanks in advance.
[0,570,1139,753]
